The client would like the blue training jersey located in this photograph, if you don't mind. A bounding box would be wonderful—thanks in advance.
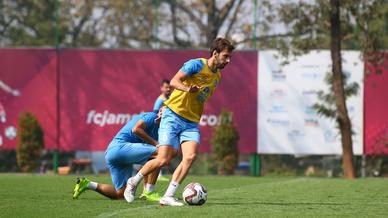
[154,95,166,113]
[112,112,158,143]
[153,95,167,113]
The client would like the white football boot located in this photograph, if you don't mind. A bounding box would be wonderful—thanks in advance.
[124,178,138,203]
[159,196,184,206]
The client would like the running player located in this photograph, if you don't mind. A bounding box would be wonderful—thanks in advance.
[124,38,235,206]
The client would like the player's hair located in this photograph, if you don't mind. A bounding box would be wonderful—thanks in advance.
[209,38,235,56]
[161,79,170,86]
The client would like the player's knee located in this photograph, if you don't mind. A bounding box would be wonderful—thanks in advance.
[183,153,196,164]
[115,191,124,200]
[156,157,171,167]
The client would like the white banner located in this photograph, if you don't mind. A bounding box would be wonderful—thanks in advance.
[258,50,364,155]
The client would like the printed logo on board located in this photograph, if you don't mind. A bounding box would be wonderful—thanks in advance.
[267,119,290,126]
[270,89,287,98]
[287,129,305,141]
[269,105,288,114]
[324,130,337,143]
[304,118,319,127]
[271,70,287,81]
[301,72,324,80]
[304,106,317,115]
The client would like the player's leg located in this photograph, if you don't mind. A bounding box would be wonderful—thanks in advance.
[72,144,130,200]
[160,125,199,206]
[125,108,179,203]
[125,145,175,202]
[75,141,154,200]
[160,141,198,205]
[95,183,125,199]
[170,140,198,184]
[140,168,162,201]
[72,163,132,200]
[140,154,160,199]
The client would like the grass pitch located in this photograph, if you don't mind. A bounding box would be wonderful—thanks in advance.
[0,174,387,217]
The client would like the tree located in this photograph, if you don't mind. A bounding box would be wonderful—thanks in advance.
[210,110,239,175]
[261,0,387,178]
[159,0,249,48]
[0,0,105,47]
[313,72,360,123]
[16,112,44,173]
[0,0,258,49]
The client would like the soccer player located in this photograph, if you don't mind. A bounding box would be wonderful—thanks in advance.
[124,38,235,206]
[72,108,166,201]
[153,79,172,113]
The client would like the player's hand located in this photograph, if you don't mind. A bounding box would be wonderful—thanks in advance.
[188,85,202,92]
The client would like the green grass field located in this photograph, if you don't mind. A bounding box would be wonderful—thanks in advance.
[0,174,387,217]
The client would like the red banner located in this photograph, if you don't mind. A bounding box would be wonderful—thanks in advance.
[364,55,388,155]
[60,49,257,153]
[0,49,257,154]
[0,49,57,149]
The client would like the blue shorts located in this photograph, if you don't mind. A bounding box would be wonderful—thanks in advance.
[158,107,200,150]
[105,140,157,190]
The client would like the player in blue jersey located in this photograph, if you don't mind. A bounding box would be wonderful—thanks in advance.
[124,38,235,206]
[72,108,165,201]
[153,79,172,113]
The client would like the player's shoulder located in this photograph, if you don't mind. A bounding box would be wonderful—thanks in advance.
[141,112,157,121]
[185,58,205,66]
[181,58,206,74]
[158,94,167,101]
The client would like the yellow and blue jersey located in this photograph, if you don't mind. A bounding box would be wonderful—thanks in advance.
[164,58,221,123]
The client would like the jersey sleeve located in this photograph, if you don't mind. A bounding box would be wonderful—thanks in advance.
[141,112,157,129]
[180,59,204,76]
[153,97,164,113]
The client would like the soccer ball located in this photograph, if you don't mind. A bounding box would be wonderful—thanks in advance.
[182,182,207,206]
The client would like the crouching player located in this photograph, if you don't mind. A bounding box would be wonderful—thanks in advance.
[72,108,166,201]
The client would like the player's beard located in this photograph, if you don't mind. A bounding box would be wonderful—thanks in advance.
[215,56,226,69]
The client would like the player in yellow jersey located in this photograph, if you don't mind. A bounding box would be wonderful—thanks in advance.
[124,38,235,206]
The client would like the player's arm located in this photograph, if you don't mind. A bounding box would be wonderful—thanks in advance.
[131,120,158,146]
[170,71,201,93]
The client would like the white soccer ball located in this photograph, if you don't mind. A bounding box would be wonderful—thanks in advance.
[182,182,207,206]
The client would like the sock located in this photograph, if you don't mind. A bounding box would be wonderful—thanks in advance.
[88,181,98,190]
[145,184,155,193]
[130,172,144,185]
[164,181,179,197]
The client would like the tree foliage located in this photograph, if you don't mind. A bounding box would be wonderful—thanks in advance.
[260,0,388,53]
[0,0,255,49]
[260,0,387,178]
[16,112,44,173]
[210,110,239,175]
[313,72,359,122]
